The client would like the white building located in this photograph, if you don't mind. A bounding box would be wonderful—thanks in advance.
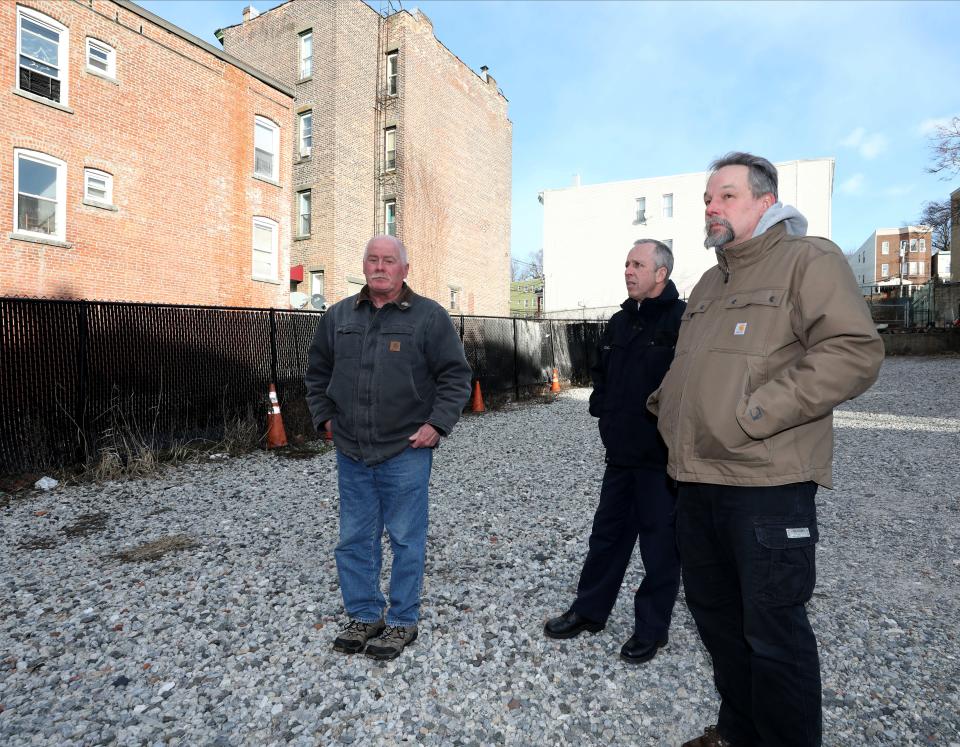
[540,158,835,316]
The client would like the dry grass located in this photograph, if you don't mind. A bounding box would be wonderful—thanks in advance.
[114,533,197,563]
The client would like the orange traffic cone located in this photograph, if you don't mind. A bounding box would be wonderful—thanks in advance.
[550,368,561,393]
[470,380,485,413]
[266,383,288,449]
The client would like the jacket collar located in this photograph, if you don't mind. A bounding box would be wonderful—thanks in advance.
[620,279,680,313]
[714,223,787,280]
[356,282,415,311]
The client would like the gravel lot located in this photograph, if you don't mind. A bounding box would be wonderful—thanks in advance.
[2,356,959,746]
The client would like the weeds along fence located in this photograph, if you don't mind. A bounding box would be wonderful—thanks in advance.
[0,297,604,475]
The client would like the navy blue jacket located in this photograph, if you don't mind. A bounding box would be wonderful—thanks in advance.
[589,280,685,468]
[305,283,472,466]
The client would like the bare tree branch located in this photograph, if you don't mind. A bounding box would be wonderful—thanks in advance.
[918,199,951,255]
[926,116,960,177]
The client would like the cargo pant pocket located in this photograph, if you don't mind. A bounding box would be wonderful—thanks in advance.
[753,516,818,607]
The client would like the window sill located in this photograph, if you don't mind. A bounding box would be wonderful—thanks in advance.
[11,88,75,114]
[296,154,311,163]
[298,75,313,84]
[294,234,311,241]
[83,199,118,212]
[252,174,281,188]
[85,67,118,85]
[8,232,73,249]
[252,276,283,285]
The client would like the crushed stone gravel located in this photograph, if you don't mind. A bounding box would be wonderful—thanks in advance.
[1,355,959,746]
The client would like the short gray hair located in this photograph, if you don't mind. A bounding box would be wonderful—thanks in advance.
[364,234,408,264]
[709,152,778,200]
[632,238,674,278]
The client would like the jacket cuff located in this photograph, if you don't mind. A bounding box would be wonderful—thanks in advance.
[736,395,771,440]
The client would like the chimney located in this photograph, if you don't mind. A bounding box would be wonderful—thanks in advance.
[480,65,497,88]
[242,5,259,22]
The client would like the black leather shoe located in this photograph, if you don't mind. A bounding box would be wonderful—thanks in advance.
[543,609,605,639]
[619,634,667,664]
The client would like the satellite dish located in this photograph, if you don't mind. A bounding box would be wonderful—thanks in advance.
[310,294,329,312]
[289,292,309,309]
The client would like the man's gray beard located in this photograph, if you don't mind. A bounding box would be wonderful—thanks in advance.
[704,221,734,249]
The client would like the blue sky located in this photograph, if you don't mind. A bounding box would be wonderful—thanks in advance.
[140,0,960,263]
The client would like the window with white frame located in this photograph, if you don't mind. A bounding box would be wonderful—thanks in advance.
[449,287,460,310]
[384,199,396,236]
[297,189,311,236]
[918,261,925,275]
[299,30,312,79]
[909,238,918,253]
[86,38,116,78]
[84,168,113,205]
[17,6,69,105]
[384,127,396,171]
[254,117,279,181]
[14,149,66,240]
[881,240,889,255]
[634,197,646,224]
[908,261,918,276]
[252,217,278,281]
[310,270,324,298]
[298,110,312,158]
[386,51,398,95]
[919,238,926,251]
[900,240,908,253]
[662,193,674,218]
[881,263,889,278]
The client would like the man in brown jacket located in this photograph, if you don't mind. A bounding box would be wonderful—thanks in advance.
[648,153,884,747]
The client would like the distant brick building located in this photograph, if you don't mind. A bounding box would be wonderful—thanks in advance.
[847,226,933,291]
[218,0,512,315]
[1,0,294,307]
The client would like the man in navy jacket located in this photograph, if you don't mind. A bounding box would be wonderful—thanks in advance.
[544,239,685,664]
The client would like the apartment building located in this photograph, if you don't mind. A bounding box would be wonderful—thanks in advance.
[847,226,933,291]
[540,159,834,315]
[2,0,295,307]
[510,278,543,317]
[218,0,512,315]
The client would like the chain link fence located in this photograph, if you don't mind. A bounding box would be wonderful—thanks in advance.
[0,297,603,475]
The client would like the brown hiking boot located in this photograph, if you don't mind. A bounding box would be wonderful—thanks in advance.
[332,618,385,654]
[364,624,418,661]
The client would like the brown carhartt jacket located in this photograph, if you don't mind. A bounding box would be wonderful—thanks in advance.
[647,223,884,488]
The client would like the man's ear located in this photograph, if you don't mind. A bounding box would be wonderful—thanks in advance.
[656,266,668,283]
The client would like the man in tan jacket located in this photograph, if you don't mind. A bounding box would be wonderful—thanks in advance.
[648,153,884,747]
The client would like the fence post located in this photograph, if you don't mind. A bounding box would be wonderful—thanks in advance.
[269,307,279,390]
[75,300,90,465]
[512,317,520,401]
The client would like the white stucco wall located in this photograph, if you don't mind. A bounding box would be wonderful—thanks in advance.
[846,232,878,290]
[541,158,835,312]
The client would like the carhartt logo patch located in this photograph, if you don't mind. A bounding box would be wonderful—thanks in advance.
[734,322,748,335]
[786,527,810,539]
[389,341,401,352]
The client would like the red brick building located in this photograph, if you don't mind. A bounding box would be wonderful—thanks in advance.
[847,226,933,291]
[218,0,512,315]
[1,0,295,307]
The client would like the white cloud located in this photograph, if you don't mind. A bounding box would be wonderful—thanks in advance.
[840,174,865,195]
[840,127,887,159]
[917,116,956,136]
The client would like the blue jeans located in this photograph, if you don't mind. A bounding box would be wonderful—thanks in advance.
[335,447,433,627]
[677,481,822,747]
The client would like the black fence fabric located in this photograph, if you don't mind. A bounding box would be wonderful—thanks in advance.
[0,298,604,475]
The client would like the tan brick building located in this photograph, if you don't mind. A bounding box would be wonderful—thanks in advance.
[1,0,294,307]
[218,0,512,315]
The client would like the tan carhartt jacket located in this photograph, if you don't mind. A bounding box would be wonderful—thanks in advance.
[647,223,884,488]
